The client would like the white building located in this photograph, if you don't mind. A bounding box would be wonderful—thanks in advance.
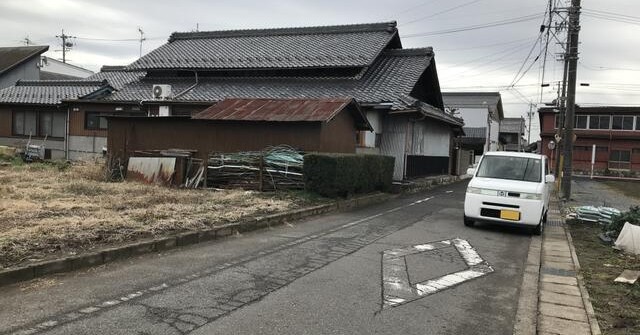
[442,92,504,162]
[40,56,94,80]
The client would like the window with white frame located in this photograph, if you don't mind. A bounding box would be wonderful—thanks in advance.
[589,115,610,130]
[609,150,631,170]
[575,115,588,129]
[612,115,634,130]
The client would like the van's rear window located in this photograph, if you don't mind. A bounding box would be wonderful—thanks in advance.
[476,156,541,182]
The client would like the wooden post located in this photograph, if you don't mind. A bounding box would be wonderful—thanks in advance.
[258,153,264,192]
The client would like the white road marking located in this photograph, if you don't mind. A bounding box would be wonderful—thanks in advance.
[381,238,493,308]
[78,307,100,314]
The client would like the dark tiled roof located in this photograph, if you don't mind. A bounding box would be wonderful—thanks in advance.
[462,127,487,138]
[87,68,146,90]
[0,46,48,75]
[394,95,464,127]
[0,80,108,105]
[500,117,525,134]
[107,48,432,105]
[194,97,372,130]
[127,22,400,71]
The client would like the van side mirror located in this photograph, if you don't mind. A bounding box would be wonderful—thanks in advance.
[466,168,476,176]
[545,174,555,183]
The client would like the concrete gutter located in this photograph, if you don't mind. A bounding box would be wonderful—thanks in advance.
[0,175,460,287]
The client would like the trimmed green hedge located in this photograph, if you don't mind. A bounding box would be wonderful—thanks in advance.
[303,153,395,197]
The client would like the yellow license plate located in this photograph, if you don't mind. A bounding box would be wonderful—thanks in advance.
[500,210,520,221]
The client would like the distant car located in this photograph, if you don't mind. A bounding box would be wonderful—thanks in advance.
[463,151,555,235]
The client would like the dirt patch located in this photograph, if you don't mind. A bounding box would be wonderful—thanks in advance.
[0,160,324,269]
[568,221,640,334]
[602,180,640,201]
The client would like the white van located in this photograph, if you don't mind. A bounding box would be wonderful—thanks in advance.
[463,151,555,235]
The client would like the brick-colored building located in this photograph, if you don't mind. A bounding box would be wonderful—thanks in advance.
[539,106,640,174]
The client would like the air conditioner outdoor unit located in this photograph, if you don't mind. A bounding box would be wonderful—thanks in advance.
[152,84,172,100]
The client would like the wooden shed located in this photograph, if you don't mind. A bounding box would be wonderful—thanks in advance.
[107,97,372,164]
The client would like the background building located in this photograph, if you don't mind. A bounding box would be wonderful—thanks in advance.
[539,106,640,174]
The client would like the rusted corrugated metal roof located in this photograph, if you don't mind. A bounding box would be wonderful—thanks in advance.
[193,97,372,130]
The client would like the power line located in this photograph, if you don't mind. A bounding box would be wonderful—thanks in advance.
[579,62,640,72]
[505,35,544,89]
[581,12,640,26]
[582,8,640,22]
[446,38,538,70]
[401,0,484,26]
[387,0,443,18]
[75,36,163,42]
[403,13,543,38]
[436,36,534,51]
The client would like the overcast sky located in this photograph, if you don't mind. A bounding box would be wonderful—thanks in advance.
[1,0,639,138]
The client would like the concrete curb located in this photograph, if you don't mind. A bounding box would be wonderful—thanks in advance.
[0,191,400,287]
[513,235,543,335]
[564,222,602,335]
[393,175,460,194]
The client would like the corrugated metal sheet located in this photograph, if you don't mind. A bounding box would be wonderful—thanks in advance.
[127,157,176,185]
[193,98,372,130]
[379,115,408,181]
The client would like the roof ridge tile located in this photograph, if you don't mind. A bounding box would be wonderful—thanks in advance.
[169,21,397,41]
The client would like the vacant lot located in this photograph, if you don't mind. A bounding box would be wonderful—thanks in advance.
[567,178,640,334]
[569,222,640,334]
[602,180,640,201]
[0,160,320,269]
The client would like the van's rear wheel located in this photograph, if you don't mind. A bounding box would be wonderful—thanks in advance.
[464,216,474,227]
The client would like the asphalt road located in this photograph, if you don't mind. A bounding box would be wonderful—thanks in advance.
[1,181,533,335]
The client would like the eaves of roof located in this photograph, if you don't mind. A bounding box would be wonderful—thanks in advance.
[0,80,110,106]
[194,97,372,131]
[0,45,49,75]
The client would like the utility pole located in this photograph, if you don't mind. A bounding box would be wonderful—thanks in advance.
[55,29,75,63]
[138,27,146,58]
[561,0,581,199]
[22,36,33,46]
[527,103,534,145]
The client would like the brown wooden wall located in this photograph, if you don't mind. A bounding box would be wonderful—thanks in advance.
[319,108,357,153]
[107,117,360,164]
[68,103,211,137]
[68,103,134,137]
[0,106,12,137]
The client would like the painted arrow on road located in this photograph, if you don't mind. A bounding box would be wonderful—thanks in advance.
[382,238,494,308]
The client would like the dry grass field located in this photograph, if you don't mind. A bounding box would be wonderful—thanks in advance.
[0,159,316,269]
